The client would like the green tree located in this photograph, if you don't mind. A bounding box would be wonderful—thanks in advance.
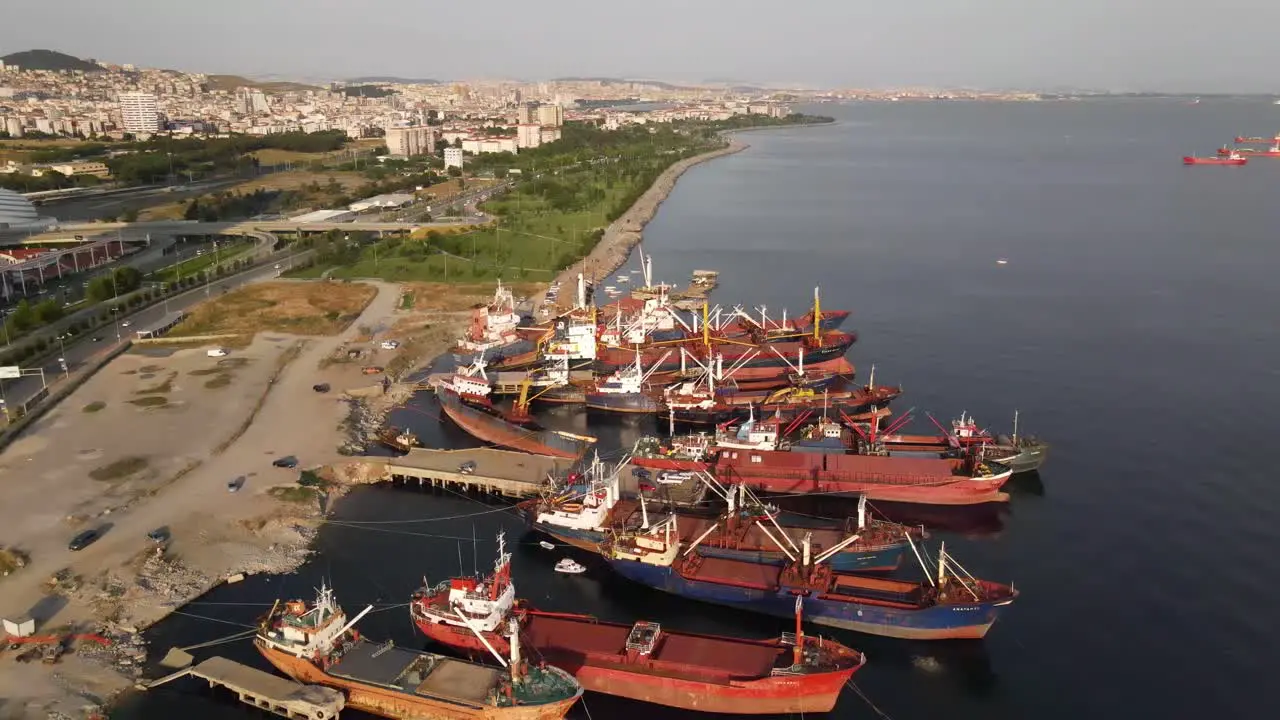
[121,207,140,223]
[9,300,35,332]
[184,198,201,221]
[447,166,461,178]
[32,299,64,324]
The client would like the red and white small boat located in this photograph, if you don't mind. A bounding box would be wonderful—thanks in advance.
[1184,152,1247,166]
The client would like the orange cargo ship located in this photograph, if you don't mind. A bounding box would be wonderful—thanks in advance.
[255,583,582,720]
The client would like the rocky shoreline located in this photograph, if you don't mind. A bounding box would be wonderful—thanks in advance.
[546,138,747,297]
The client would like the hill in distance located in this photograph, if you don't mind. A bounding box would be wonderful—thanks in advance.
[0,49,102,72]
[347,76,440,85]
[204,74,319,93]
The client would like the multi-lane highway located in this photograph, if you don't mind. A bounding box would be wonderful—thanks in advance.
[0,252,308,416]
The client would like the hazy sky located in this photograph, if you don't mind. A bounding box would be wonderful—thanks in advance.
[3,1,1278,92]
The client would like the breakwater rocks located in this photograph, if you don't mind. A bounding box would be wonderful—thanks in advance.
[551,140,747,293]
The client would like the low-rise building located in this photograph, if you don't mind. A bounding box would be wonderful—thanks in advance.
[349,193,414,212]
[48,161,111,178]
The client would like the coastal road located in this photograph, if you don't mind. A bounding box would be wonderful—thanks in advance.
[0,253,309,415]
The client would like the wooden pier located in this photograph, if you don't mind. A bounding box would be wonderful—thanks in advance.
[146,656,345,719]
[387,447,580,497]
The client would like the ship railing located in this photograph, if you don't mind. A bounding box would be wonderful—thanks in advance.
[779,631,798,646]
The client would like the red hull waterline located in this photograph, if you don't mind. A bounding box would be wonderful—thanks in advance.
[1183,156,1247,166]
[413,611,863,715]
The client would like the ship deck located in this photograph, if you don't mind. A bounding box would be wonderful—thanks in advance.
[524,614,783,680]
[685,555,782,589]
[329,639,502,706]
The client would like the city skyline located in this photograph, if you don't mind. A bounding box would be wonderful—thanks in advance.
[4,0,1280,93]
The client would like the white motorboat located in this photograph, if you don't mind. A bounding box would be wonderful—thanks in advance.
[554,558,587,574]
[539,540,556,550]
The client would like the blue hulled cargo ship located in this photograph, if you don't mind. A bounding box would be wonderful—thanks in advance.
[603,518,1016,640]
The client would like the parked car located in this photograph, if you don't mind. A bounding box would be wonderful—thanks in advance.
[658,471,693,485]
[68,527,102,551]
[631,467,652,480]
[638,481,656,493]
[313,383,331,393]
[458,461,477,475]
[272,456,299,469]
[206,348,228,357]
[227,476,245,493]
[90,336,102,342]
[147,527,170,543]
[380,340,400,350]
[361,366,384,375]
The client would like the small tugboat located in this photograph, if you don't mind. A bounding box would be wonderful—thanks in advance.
[377,426,419,453]
[1183,152,1247,165]
[604,519,1017,640]
[411,534,865,714]
[256,582,583,719]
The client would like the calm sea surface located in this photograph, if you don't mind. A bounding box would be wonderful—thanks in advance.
[117,100,1280,719]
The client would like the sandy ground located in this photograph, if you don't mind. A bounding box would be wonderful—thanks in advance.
[0,281,406,719]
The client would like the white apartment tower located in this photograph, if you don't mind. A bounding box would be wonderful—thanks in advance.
[444,147,464,170]
[516,103,535,125]
[384,125,437,157]
[118,92,160,134]
[516,123,542,149]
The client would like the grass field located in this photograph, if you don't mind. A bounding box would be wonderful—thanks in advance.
[169,281,377,338]
[233,170,368,193]
[156,239,254,280]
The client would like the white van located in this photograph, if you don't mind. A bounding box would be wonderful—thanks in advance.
[206,348,228,357]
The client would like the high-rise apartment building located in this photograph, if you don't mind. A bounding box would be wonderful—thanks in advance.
[536,104,564,127]
[384,124,437,157]
[443,147,464,170]
[516,103,535,125]
[118,92,160,134]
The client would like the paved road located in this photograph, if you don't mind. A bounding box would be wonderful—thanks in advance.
[0,253,309,414]
[36,180,243,222]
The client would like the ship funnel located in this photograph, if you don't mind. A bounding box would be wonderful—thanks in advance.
[508,617,523,682]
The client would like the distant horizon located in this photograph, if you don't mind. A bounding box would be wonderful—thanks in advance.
[4,48,1279,97]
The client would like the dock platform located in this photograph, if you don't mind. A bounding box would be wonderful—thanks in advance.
[146,656,345,719]
[387,447,580,497]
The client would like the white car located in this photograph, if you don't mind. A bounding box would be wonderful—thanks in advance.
[120,320,132,328]
[380,340,400,350]
[207,348,228,357]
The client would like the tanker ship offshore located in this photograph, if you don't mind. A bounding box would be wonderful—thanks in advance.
[411,534,866,715]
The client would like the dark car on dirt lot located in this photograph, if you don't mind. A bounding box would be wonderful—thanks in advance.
[69,527,102,551]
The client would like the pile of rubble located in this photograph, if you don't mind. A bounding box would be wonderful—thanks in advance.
[132,550,217,609]
[341,382,416,455]
[70,626,149,678]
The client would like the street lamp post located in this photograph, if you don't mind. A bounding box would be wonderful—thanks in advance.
[57,334,69,379]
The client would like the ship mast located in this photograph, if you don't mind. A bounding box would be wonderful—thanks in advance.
[793,595,804,666]
[812,286,822,342]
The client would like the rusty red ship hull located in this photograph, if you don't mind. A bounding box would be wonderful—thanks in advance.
[595,332,855,373]
[437,389,595,459]
[413,607,863,715]
[716,450,1012,506]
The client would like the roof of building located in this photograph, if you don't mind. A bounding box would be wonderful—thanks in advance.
[289,209,353,223]
[0,188,51,230]
[348,193,414,212]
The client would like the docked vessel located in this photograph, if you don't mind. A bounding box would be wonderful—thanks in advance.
[410,534,866,714]
[256,583,583,720]
[377,426,420,453]
[872,411,1049,474]
[582,349,671,414]
[594,330,856,374]
[1183,152,1247,165]
[436,359,596,459]
[521,456,917,572]
[603,519,1017,640]
[453,281,527,361]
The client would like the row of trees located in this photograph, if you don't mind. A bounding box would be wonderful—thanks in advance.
[183,190,279,221]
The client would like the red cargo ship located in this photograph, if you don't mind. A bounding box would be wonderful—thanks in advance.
[410,534,865,715]
[1184,152,1247,165]
[435,360,596,459]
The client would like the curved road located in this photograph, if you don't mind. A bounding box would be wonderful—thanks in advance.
[0,253,307,416]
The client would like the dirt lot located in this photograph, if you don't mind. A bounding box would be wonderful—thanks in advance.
[168,281,377,339]
[0,281,403,718]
